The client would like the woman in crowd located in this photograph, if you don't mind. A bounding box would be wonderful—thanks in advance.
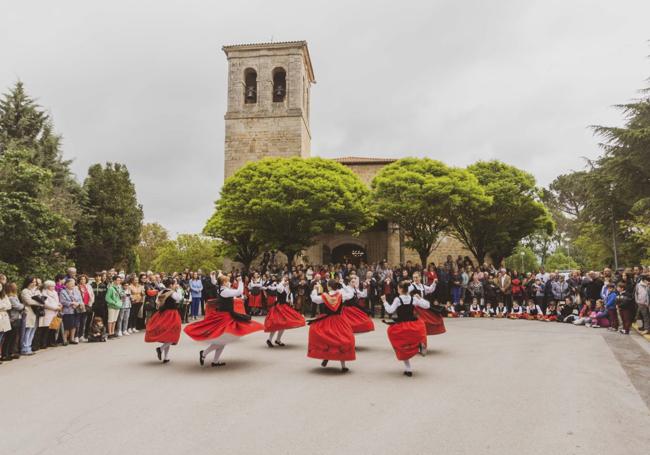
[105,275,124,338]
[264,275,305,347]
[185,274,263,367]
[20,276,43,355]
[77,275,94,341]
[189,272,203,320]
[308,279,356,373]
[0,283,11,364]
[381,281,429,377]
[128,275,144,332]
[42,280,62,346]
[145,280,182,363]
[1,283,23,361]
[59,278,83,345]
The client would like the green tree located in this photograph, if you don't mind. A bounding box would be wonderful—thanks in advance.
[544,251,579,271]
[452,160,553,265]
[0,81,80,220]
[209,157,373,266]
[136,222,170,271]
[75,163,143,272]
[372,158,489,266]
[504,245,540,274]
[204,210,263,271]
[152,234,222,272]
[0,148,73,277]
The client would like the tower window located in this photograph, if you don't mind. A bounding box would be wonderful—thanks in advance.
[272,68,286,103]
[244,68,257,104]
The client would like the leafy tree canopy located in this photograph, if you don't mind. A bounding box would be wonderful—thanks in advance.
[152,234,222,273]
[372,158,489,266]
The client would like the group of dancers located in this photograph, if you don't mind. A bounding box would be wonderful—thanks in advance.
[144,271,446,376]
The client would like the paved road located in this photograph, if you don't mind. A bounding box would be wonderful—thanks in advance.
[2,318,649,455]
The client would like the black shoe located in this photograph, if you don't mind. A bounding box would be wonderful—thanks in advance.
[199,350,205,366]
[321,360,329,367]
[162,359,170,364]
[341,367,349,373]
[211,362,226,367]
[404,371,413,377]
[275,340,285,347]
[156,347,162,361]
[266,340,274,348]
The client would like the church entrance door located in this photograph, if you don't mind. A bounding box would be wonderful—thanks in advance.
[331,244,367,265]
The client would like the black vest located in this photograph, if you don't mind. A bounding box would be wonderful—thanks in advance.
[277,290,288,304]
[395,296,418,322]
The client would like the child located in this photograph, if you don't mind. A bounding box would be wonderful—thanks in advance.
[587,300,609,328]
[525,300,544,320]
[469,298,482,318]
[88,317,107,342]
[508,302,523,319]
[573,300,593,326]
[483,303,495,318]
[445,302,457,317]
[495,302,508,318]
[543,303,557,322]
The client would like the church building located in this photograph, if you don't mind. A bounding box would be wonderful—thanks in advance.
[222,40,471,266]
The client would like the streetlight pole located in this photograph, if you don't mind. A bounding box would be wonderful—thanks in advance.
[520,251,525,273]
[609,183,619,270]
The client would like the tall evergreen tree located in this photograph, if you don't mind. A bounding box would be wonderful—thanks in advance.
[75,163,143,272]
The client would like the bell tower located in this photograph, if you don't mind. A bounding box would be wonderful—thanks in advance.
[222,41,315,179]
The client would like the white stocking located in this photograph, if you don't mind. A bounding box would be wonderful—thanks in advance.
[162,343,171,360]
[403,359,412,372]
[268,331,276,341]
[276,330,285,342]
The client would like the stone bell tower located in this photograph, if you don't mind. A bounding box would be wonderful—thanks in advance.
[222,41,316,179]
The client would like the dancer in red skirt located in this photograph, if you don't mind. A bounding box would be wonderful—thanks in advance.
[341,276,375,334]
[308,280,355,373]
[184,274,263,367]
[408,272,445,356]
[248,271,264,316]
[381,281,429,377]
[264,276,306,347]
[144,282,182,364]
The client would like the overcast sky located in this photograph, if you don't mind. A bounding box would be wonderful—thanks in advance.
[1,1,648,235]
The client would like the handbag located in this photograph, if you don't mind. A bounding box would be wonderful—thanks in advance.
[49,315,62,330]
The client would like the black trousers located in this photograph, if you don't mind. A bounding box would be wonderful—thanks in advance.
[1,326,18,358]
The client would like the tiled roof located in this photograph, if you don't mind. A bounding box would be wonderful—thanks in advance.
[222,40,307,49]
[334,156,397,165]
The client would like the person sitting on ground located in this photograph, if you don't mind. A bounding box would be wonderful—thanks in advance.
[444,302,456,317]
[508,301,523,319]
[468,298,481,317]
[88,316,107,342]
[525,300,544,320]
[586,300,609,328]
[494,301,508,318]
[543,302,558,321]
[572,300,593,326]
[559,297,578,323]
[482,302,495,318]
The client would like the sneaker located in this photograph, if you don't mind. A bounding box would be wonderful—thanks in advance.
[133,328,139,333]
[591,324,600,328]
[81,337,88,342]
[73,337,79,343]
[585,323,592,328]
[124,331,131,336]
[117,331,123,337]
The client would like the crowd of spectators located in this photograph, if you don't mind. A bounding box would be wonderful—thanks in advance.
[1,254,648,364]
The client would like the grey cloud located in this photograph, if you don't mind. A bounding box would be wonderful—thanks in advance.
[1,0,648,234]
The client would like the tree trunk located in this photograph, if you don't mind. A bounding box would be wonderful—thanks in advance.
[418,249,430,268]
[284,250,296,267]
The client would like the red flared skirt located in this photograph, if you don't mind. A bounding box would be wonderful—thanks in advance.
[184,309,263,342]
[145,310,181,344]
[414,307,446,335]
[249,293,263,308]
[266,295,277,307]
[307,315,356,361]
[264,303,306,332]
[341,306,375,334]
[387,320,427,361]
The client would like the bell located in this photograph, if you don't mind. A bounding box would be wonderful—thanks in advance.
[245,86,256,101]
[274,85,285,98]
